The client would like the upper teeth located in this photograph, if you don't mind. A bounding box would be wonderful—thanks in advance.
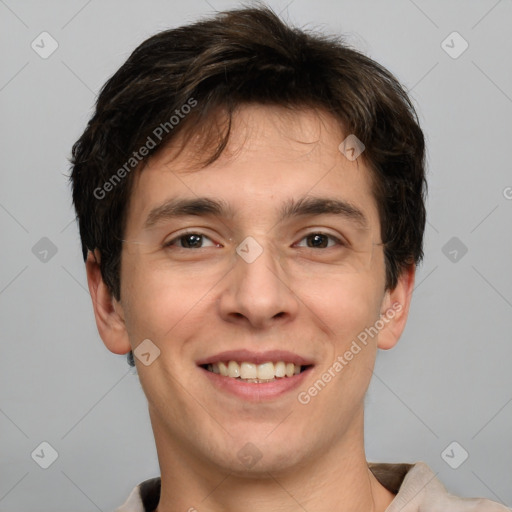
[207,361,301,379]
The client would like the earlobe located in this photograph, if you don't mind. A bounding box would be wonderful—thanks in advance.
[377,264,416,350]
[85,249,132,355]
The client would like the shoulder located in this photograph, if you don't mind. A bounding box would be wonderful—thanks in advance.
[369,461,510,512]
[115,477,161,512]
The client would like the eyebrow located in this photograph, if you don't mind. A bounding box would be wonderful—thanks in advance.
[143,196,368,230]
[280,196,368,229]
[144,197,233,229]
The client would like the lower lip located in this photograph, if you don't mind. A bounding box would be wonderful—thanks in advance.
[200,366,313,401]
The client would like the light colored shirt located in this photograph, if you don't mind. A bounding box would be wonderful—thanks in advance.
[116,461,510,511]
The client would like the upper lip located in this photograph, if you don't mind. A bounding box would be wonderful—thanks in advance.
[196,349,314,366]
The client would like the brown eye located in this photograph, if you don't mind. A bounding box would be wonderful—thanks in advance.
[164,233,216,249]
[180,234,204,248]
[295,233,342,249]
[307,234,329,248]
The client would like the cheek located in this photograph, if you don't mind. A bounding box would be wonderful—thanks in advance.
[304,275,383,405]
[297,271,382,340]
[119,254,220,342]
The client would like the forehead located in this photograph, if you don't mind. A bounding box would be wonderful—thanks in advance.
[125,104,380,234]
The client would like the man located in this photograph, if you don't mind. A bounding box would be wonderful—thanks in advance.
[69,6,509,512]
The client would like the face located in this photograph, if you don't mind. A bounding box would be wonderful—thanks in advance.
[95,105,411,476]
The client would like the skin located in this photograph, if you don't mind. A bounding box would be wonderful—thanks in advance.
[86,105,415,512]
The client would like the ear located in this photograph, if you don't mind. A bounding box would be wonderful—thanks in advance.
[377,264,416,350]
[85,249,131,355]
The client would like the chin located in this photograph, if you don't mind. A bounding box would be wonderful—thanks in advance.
[208,431,310,477]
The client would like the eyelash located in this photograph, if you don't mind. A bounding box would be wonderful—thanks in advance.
[163,231,346,249]
[163,232,218,249]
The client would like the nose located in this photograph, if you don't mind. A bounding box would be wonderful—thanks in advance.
[217,238,299,329]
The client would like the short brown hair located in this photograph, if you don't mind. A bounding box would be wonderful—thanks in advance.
[70,5,426,302]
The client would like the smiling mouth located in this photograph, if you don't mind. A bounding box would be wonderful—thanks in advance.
[201,361,312,383]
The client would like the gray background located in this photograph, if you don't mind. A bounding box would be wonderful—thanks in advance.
[1,0,511,510]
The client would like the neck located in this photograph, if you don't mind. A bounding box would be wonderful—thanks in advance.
[152,409,395,512]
